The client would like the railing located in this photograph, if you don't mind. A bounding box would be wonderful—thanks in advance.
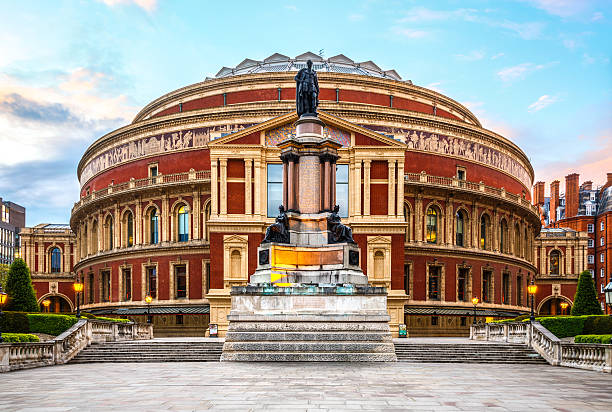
[405,171,538,215]
[0,320,154,373]
[74,169,211,213]
[471,321,612,373]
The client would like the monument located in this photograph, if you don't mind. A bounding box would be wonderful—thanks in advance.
[221,60,396,361]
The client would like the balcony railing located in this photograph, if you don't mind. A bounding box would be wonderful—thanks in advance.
[405,172,538,215]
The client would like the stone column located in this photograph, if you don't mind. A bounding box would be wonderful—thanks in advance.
[388,160,396,217]
[471,202,478,248]
[220,159,227,216]
[354,161,362,216]
[282,161,288,210]
[113,205,120,249]
[63,242,70,273]
[287,158,295,211]
[211,159,218,216]
[135,199,142,245]
[364,160,371,216]
[415,194,423,242]
[396,161,404,217]
[446,198,453,246]
[323,159,330,211]
[245,159,252,215]
[493,209,499,252]
[38,242,44,273]
[331,159,336,207]
[161,196,169,242]
[254,159,262,217]
[193,189,201,240]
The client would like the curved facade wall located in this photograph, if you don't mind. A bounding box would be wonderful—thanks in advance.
[71,66,540,337]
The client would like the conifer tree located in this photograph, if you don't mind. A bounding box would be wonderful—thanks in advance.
[4,259,39,312]
[571,270,602,316]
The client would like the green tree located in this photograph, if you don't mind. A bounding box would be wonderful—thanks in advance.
[0,263,9,289]
[571,270,603,316]
[5,259,39,312]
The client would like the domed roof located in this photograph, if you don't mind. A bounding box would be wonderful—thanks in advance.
[212,52,409,83]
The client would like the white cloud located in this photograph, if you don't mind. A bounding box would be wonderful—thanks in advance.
[563,39,577,50]
[528,95,559,112]
[99,0,157,12]
[497,62,557,82]
[398,7,477,23]
[284,5,298,12]
[425,82,444,93]
[591,11,604,21]
[583,53,596,65]
[348,13,364,22]
[496,20,545,40]
[454,50,485,61]
[491,53,505,60]
[523,0,588,18]
[393,28,429,39]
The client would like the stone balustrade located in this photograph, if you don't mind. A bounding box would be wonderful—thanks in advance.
[471,321,612,373]
[0,320,153,373]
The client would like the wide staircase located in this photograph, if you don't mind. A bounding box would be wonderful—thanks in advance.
[70,340,224,363]
[394,342,547,364]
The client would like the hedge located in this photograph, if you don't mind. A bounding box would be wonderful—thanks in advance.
[583,316,612,335]
[0,312,29,333]
[27,314,79,336]
[95,317,130,323]
[2,333,40,343]
[537,315,612,338]
[574,335,612,344]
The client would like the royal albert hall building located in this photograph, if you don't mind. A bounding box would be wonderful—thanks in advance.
[70,52,540,337]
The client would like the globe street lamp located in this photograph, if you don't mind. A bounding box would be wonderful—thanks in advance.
[42,299,51,313]
[145,295,153,324]
[560,301,569,316]
[471,297,479,325]
[73,281,84,318]
[528,281,538,322]
[0,286,7,343]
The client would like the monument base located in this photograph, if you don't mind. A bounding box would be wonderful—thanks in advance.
[221,285,397,362]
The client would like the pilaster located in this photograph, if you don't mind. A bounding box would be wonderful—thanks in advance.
[220,159,227,216]
[211,159,218,216]
[364,160,371,216]
[161,195,169,242]
[396,161,404,217]
[354,161,362,217]
[245,159,252,215]
[254,159,262,217]
[388,159,396,217]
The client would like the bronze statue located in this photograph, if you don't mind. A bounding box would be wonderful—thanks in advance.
[327,205,355,244]
[262,205,290,244]
[294,59,319,117]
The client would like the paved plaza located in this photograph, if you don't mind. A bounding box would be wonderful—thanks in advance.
[3,360,612,411]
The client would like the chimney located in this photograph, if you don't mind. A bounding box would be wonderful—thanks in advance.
[580,181,593,191]
[550,180,560,223]
[533,181,545,205]
[565,173,580,218]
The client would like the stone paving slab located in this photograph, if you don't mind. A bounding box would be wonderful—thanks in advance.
[2,361,612,411]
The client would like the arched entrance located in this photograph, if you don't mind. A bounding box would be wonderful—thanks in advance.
[538,296,572,316]
[39,294,73,313]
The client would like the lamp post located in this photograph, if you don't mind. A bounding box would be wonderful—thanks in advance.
[560,301,569,316]
[528,281,538,322]
[145,295,153,324]
[471,297,479,325]
[604,282,612,315]
[0,286,7,343]
[42,299,51,313]
[73,281,83,318]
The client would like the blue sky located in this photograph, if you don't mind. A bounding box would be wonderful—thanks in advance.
[0,0,610,226]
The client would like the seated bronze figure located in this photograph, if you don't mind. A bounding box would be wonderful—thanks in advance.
[327,205,355,244]
[262,205,290,244]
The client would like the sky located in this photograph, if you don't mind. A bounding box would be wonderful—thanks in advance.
[0,0,610,226]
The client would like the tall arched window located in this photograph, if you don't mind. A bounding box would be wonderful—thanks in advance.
[480,214,490,250]
[105,215,113,250]
[500,219,508,253]
[204,202,211,242]
[404,204,411,242]
[550,250,561,275]
[426,207,438,244]
[178,205,189,242]
[456,210,465,247]
[127,212,134,247]
[50,247,61,273]
[150,209,159,244]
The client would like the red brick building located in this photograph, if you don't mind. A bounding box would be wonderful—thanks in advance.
[69,53,540,336]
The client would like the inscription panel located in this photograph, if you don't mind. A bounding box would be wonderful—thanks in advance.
[298,156,321,213]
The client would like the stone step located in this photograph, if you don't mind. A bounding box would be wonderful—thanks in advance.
[223,341,395,353]
[71,358,220,363]
[396,359,547,363]
[220,351,397,362]
[225,331,391,342]
[227,322,391,332]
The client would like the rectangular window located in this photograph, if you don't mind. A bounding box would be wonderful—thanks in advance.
[601,237,605,246]
[587,224,594,233]
[590,269,594,277]
[588,255,594,264]
[502,273,510,305]
[517,276,523,306]
[176,314,184,325]
[149,164,158,177]
[147,267,157,298]
[601,268,605,278]
[482,270,493,303]
[267,164,283,218]
[601,221,605,231]
[88,273,94,304]
[122,268,131,301]
[589,239,594,248]
[205,262,211,294]
[101,270,111,302]
[457,268,468,302]
[460,317,467,327]
[404,264,410,295]
[428,266,440,300]
[175,265,187,299]
[336,164,349,218]
[431,316,438,326]
[601,254,605,263]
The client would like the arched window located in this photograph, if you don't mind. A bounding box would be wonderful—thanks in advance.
[105,216,113,250]
[204,202,211,242]
[404,204,411,242]
[127,212,134,247]
[426,207,438,244]
[150,209,159,244]
[480,214,490,250]
[374,250,385,279]
[230,250,241,277]
[500,219,508,253]
[550,250,561,275]
[456,210,465,247]
[50,247,61,273]
[178,205,189,242]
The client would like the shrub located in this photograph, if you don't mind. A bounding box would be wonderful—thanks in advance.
[27,314,78,336]
[583,316,612,335]
[4,259,39,312]
[0,311,30,333]
[571,270,603,316]
[574,334,612,344]
[95,316,131,323]
[537,316,588,338]
[1,333,40,343]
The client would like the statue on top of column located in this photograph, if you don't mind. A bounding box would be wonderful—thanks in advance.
[295,59,319,117]
[327,205,355,244]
